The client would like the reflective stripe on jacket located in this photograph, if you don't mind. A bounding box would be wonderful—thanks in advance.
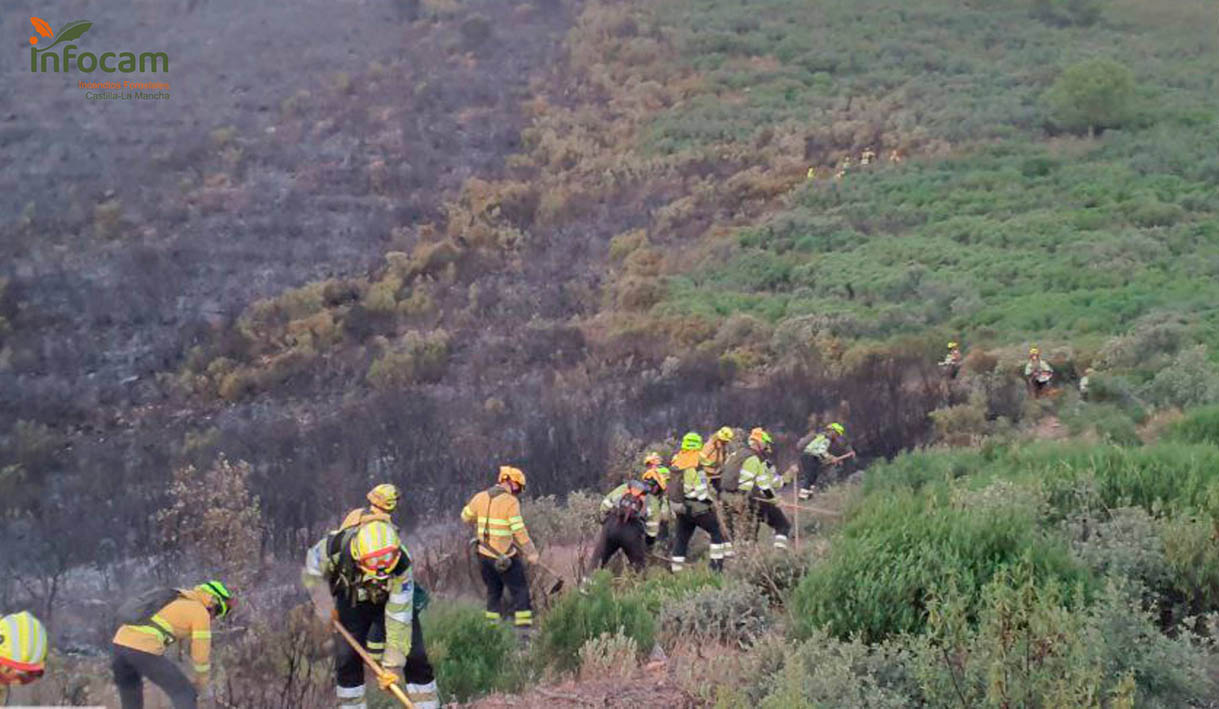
[739,455,781,493]
[461,486,534,559]
[112,590,213,680]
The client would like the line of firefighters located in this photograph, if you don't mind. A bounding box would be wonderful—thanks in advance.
[1,422,856,709]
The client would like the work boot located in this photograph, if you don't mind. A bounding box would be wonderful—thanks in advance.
[798,487,814,500]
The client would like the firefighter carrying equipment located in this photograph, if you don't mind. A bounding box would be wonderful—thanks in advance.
[0,611,48,677]
[461,483,538,562]
[303,518,427,704]
[602,479,665,538]
[112,586,220,686]
[738,450,791,549]
[594,480,652,572]
[368,484,400,512]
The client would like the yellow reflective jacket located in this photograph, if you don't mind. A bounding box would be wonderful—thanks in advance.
[700,440,731,479]
[340,506,392,530]
[112,590,213,683]
[461,485,536,559]
[302,525,415,656]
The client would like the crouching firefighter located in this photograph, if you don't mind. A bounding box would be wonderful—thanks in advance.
[594,479,653,572]
[111,581,234,709]
[739,428,792,550]
[668,432,729,572]
[461,466,538,644]
[303,520,438,709]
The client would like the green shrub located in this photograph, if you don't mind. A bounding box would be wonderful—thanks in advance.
[1063,507,1169,592]
[1165,405,1219,446]
[1044,58,1137,136]
[367,330,451,389]
[1159,515,1219,618]
[727,545,814,607]
[1060,402,1142,446]
[1146,346,1219,409]
[535,570,655,675]
[757,630,916,709]
[422,602,521,702]
[658,582,772,649]
[623,566,723,614]
[790,489,1089,642]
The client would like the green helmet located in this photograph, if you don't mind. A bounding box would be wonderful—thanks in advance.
[681,432,704,451]
[827,422,845,436]
[196,580,234,618]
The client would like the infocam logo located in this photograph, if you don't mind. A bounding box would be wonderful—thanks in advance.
[27,16,168,73]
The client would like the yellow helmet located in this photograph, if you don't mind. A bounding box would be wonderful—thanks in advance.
[641,465,670,491]
[367,483,400,512]
[827,422,846,436]
[714,426,734,443]
[947,341,958,350]
[497,466,527,489]
[748,427,773,447]
[0,611,48,674]
[643,451,663,467]
[351,521,401,574]
[681,432,703,451]
[1029,346,1040,356]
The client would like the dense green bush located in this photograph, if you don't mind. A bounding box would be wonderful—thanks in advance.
[1166,404,1219,446]
[1045,58,1138,136]
[535,571,655,675]
[422,602,521,702]
[790,488,1089,642]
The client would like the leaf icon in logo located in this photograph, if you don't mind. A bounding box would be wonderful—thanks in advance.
[42,20,93,51]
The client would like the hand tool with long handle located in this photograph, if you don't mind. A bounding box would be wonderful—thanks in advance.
[332,617,414,708]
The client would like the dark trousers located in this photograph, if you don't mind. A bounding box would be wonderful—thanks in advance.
[748,494,792,536]
[800,453,824,488]
[672,508,726,569]
[479,555,532,620]
[112,644,197,709]
[593,517,648,572]
[335,599,434,690]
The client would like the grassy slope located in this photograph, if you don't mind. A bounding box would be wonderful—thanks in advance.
[637,0,1219,355]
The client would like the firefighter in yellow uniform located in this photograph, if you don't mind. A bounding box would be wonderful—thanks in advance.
[303,520,438,709]
[0,611,49,705]
[461,466,538,643]
[335,483,403,665]
[340,483,400,530]
[111,581,234,709]
[667,433,729,572]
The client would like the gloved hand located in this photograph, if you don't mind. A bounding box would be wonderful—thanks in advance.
[377,670,401,691]
[413,584,430,612]
[671,502,686,516]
